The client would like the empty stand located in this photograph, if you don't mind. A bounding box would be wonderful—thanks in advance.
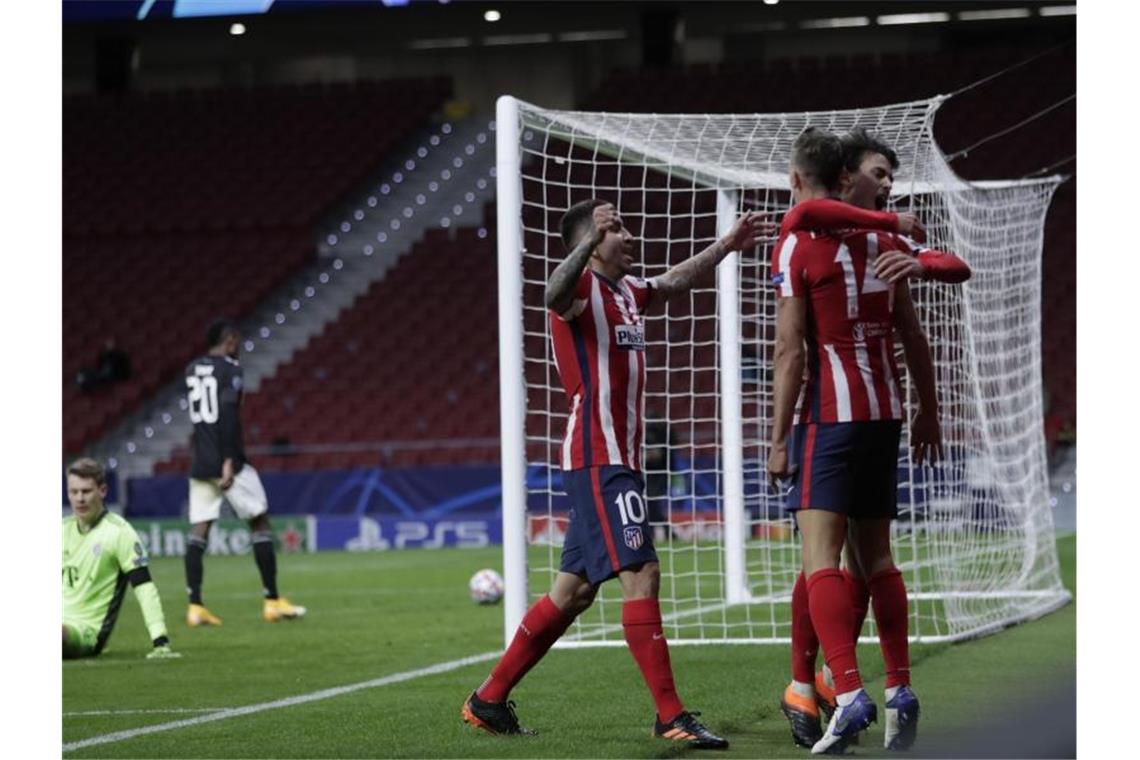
[155,221,500,473]
[64,79,452,453]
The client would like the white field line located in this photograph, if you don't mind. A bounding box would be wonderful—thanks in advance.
[63,651,500,753]
[65,708,230,717]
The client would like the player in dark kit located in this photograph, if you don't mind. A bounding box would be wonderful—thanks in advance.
[462,200,771,748]
[183,319,306,627]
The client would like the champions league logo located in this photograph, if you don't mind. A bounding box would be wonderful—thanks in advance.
[623,526,644,551]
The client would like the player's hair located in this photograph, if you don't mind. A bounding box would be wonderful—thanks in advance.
[791,127,845,191]
[67,457,106,486]
[206,318,240,348]
[841,128,900,172]
[559,198,607,252]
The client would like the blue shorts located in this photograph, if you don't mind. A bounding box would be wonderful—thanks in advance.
[786,421,902,519]
[559,466,658,585]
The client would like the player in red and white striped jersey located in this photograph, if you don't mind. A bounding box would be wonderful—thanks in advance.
[548,257,652,473]
[774,224,908,425]
[774,129,963,753]
[463,199,771,747]
[768,128,943,754]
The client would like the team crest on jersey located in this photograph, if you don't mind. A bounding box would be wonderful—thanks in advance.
[615,324,645,350]
[91,542,103,557]
[623,525,644,551]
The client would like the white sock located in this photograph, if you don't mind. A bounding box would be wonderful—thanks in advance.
[791,680,815,698]
[835,688,862,708]
[885,685,902,702]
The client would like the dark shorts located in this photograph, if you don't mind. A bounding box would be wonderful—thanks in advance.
[786,421,902,519]
[559,466,658,585]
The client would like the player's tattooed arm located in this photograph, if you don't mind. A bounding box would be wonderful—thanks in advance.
[544,203,619,316]
[894,284,942,464]
[768,296,807,488]
[654,211,774,304]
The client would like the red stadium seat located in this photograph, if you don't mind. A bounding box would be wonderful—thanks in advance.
[63,78,454,454]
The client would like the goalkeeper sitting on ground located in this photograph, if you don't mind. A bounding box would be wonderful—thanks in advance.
[63,457,180,660]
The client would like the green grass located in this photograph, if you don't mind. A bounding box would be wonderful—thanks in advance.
[63,535,1074,758]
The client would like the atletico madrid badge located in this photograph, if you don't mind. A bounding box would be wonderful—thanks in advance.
[623,526,644,551]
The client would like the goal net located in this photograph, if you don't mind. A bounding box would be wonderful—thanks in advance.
[494,94,1070,647]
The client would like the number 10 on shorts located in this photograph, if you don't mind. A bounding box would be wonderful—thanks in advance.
[615,491,646,526]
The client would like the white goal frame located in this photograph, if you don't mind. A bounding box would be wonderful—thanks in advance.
[495,94,1071,648]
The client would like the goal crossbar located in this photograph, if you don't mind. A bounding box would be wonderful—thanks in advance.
[497,93,1070,648]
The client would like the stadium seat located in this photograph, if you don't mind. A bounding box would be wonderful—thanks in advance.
[63,78,453,453]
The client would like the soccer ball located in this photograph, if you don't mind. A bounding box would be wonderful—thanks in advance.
[468,568,505,605]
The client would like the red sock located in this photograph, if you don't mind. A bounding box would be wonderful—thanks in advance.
[790,572,818,683]
[623,598,685,723]
[843,569,870,645]
[868,566,910,688]
[476,595,571,703]
[807,569,863,694]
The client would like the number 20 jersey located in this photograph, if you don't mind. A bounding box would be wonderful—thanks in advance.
[185,354,246,479]
[771,229,906,425]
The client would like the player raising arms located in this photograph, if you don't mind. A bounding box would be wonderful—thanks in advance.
[776,129,968,751]
[462,199,771,748]
[768,127,941,753]
[63,458,180,659]
[183,320,306,627]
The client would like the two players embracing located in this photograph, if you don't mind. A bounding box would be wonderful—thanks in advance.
[463,126,969,753]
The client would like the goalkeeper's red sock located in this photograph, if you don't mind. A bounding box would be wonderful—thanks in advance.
[623,598,685,723]
[807,569,863,694]
[790,571,819,684]
[868,566,911,688]
[476,594,571,703]
[843,568,870,645]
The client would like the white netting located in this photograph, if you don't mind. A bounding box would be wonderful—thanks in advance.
[500,96,1070,645]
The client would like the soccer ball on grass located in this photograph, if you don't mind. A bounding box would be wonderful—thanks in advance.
[468,568,505,605]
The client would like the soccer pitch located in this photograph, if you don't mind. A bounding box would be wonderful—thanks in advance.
[63,535,1074,758]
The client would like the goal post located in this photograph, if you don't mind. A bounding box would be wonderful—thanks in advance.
[715,188,750,606]
[495,95,528,642]
[495,93,1070,648]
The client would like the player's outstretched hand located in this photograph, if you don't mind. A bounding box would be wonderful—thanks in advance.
[767,440,798,491]
[874,250,925,284]
[590,203,622,247]
[147,644,183,660]
[895,212,926,244]
[910,408,942,465]
[724,211,776,252]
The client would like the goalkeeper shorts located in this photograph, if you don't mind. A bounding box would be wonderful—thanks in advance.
[786,421,902,519]
[559,465,658,585]
[63,620,100,659]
